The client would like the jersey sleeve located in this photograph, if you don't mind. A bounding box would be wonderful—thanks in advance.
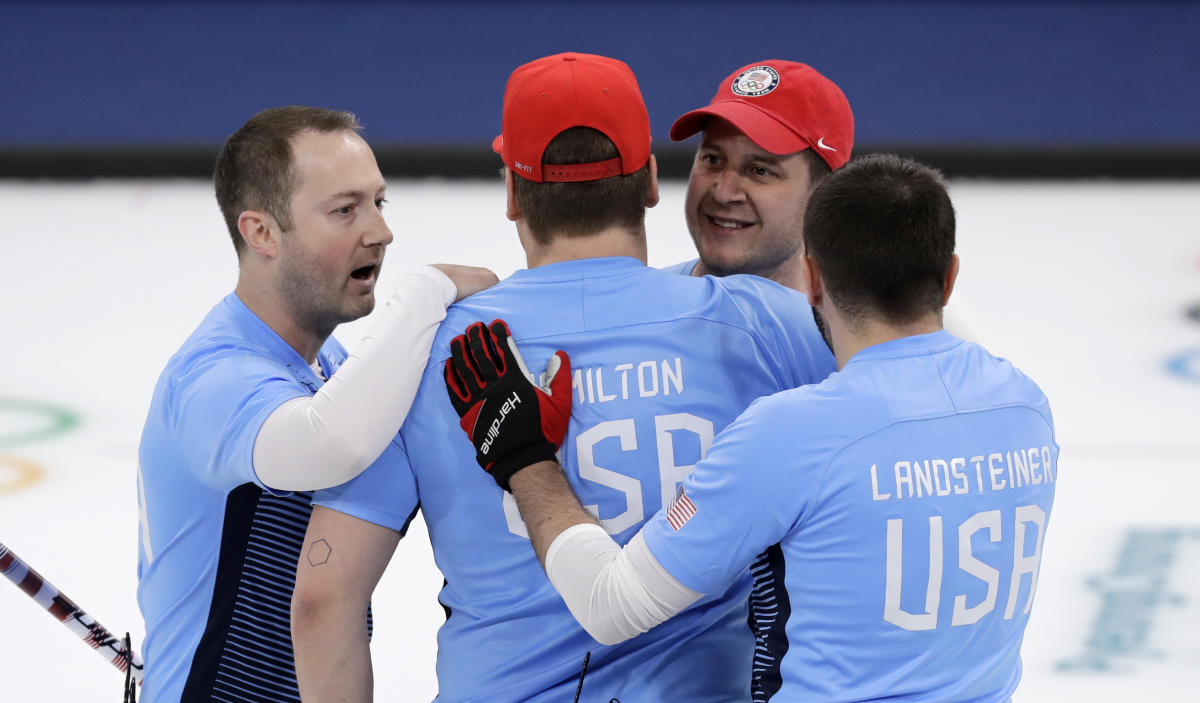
[169,348,311,493]
[641,391,825,594]
[311,434,420,533]
[722,275,836,390]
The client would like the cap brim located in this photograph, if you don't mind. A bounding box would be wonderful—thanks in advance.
[668,110,710,143]
[492,134,503,154]
[669,102,809,156]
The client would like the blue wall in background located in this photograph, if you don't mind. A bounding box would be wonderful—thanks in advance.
[2,1,1198,150]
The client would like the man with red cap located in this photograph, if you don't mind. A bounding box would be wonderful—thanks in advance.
[666,60,981,341]
[290,53,834,702]
[666,60,853,287]
[449,153,1057,702]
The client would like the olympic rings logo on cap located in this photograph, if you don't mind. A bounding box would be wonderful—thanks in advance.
[731,66,780,97]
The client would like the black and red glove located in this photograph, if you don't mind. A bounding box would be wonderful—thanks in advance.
[443,319,572,491]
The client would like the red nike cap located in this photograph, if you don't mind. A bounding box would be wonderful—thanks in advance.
[670,60,854,170]
[493,52,651,183]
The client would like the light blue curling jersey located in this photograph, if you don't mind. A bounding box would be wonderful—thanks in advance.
[644,330,1059,702]
[660,258,699,276]
[137,293,386,703]
[316,257,835,702]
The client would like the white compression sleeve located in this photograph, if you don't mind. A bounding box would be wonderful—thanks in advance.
[544,524,703,646]
[253,266,456,491]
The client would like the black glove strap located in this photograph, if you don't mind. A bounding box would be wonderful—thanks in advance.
[488,441,559,492]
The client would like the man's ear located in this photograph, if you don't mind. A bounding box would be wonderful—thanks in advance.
[942,253,961,306]
[505,169,521,222]
[802,250,823,307]
[645,154,660,208]
[237,210,279,258]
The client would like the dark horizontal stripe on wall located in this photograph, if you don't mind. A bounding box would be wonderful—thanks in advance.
[3,145,1200,181]
[876,145,1200,181]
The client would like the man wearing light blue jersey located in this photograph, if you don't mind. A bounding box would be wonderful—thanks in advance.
[136,106,493,702]
[457,154,1058,701]
[290,53,835,702]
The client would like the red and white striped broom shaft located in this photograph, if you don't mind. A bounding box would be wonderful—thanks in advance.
[0,541,143,684]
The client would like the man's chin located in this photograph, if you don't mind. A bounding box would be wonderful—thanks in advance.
[697,249,763,278]
[340,295,376,324]
[354,297,377,320]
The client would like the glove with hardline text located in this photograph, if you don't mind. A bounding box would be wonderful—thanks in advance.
[443,319,572,491]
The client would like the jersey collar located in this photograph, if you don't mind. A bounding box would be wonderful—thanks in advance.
[846,329,962,366]
[222,292,331,389]
[506,256,646,283]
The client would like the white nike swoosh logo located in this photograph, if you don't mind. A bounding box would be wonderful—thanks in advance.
[817,137,837,151]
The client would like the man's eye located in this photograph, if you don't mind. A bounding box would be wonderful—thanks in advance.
[750,166,774,178]
[375,198,388,210]
[335,204,355,215]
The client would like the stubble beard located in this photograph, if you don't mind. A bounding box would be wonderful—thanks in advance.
[685,192,803,282]
[278,256,369,342]
[687,216,801,281]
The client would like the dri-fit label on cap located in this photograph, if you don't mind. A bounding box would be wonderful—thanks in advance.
[731,66,779,97]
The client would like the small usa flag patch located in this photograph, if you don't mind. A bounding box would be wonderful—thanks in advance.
[666,487,698,532]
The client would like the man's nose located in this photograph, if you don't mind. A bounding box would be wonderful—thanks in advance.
[711,169,746,204]
[364,205,393,246]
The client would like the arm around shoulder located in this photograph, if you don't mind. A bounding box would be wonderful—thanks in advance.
[508,463,703,646]
[253,266,461,492]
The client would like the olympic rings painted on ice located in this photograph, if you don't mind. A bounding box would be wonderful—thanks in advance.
[0,397,79,495]
[0,454,45,495]
[0,397,80,449]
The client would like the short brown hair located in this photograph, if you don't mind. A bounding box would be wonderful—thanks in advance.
[802,148,832,186]
[803,153,955,325]
[512,127,650,245]
[213,106,362,254]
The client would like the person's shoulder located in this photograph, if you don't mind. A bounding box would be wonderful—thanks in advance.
[658,258,699,276]
[990,348,1056,426]
[171,295,276,354]
[165,319,285,387]
[739,374,852,431]
[443,268,541,315]
[698,274,821,347]
[944,340,1055,424]
[622,269,804,331]
[436,284,513,343]
[711,376,870,470]
[145,315,290,428]
[708,273,809,311]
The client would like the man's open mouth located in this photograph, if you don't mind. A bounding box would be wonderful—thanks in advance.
[351,264,378,280]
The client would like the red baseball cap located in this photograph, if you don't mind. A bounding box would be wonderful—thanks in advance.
[493,52,651,183]
[670,60,854,170]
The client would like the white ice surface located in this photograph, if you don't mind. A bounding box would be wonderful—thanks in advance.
[1,178,1198,700]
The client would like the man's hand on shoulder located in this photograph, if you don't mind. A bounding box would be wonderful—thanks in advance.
[431,264,500,302]
[443,319,572,491]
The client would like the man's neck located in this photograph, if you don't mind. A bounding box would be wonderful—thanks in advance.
[826,311,943,370]
[235,276,328,364]
[524,225,647,269]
